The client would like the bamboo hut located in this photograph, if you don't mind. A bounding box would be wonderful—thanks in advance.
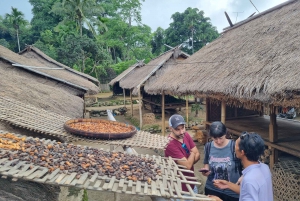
[117,47,189,130]
[109,60,145,96]
[19,45,99,86]
[0,45,99,118]
[145,0,300,164]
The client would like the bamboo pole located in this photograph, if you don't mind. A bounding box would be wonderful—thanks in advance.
[162,92,165,136]
[221,101,226,124]
[130,89,133,117]
[186,96,189,125]
[268,105,278,168]
[123,88,126,107]
[138,86,143,129]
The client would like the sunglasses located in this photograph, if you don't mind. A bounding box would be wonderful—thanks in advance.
[182,143,190,154]
[240,132,249,140]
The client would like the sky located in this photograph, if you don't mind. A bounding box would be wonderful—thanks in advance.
[1,0,288,33]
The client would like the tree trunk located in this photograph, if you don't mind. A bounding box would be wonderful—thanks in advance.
[16,29,20,52]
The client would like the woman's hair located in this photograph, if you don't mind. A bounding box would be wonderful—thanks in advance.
[238,132,265,161]
[209,121,227,138]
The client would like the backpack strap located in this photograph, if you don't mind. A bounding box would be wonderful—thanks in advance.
[204,141,212,163]
[231,140,243,175]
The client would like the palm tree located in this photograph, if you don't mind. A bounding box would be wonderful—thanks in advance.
[51,0,107,37]
[5,7,28,52]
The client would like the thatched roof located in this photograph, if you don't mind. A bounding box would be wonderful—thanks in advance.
[144,0,300,110]
[19,45,99,85]
[109,60,145,86]
[119,47,189,95]
[0,45,99,95]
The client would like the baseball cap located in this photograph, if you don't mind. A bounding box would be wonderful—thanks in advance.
[169,114,186,128]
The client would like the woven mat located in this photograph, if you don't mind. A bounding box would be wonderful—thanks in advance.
[272,160,300,201]
[0,131,211,200]
[0,97,168,150]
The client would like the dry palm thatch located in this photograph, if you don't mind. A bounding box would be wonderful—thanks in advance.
[0,45,99,95]
[19,45,99,85]
[144,0,300,110]
[108,60,145,86]
[119,48,189,95]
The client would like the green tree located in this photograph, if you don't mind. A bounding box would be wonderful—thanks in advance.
[51,0,106,37]
[151,27,166,56]
[5,7,28,52]
[57,34,112,78]
[29,0,61,43]
[112,0,144,26]
[165,7,219,54]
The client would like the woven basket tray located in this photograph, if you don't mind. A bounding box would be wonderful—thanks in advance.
[64,119,137,140]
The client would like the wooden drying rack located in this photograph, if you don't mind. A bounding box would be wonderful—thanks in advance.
[0,97,168,150]
[0,131,213,200]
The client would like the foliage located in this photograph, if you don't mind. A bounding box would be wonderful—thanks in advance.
[165,7,219,54]
[111,59,136,75]
[0,1,221,85]
[151,27,166,56]
[29,0,61,43]
[5,7,29,52]
[82,189,88,201]
[51,0,106,37]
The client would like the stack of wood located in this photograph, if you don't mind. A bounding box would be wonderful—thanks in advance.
[192,125,208,145]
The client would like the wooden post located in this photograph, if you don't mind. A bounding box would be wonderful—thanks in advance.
[205,98,210,122]
[269,105,278,168]
[83,94,86,118]
[130,89,133,117]
[138,86,143,129]
[162,92,165,136]
[269,105,278,142]
[123,88,126,107]
[186,96,189,126]
[221,100,226,124]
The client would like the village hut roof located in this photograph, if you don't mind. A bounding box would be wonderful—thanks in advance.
[108,60,145,86]
[144,0,300,109]
[119,47,189,95]
[19,45,99,85]
[0,45,99,95]
[0,46,87,118]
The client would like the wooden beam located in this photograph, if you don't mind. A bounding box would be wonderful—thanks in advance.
[123,88,126,107]
[221,101,226,124]
[205,98,210,122]
[186,96,189,125]
[162,92,165,136]
[269,105,278,143]
[269,147,278,169]
[224,11,233,27]
[138,87,143,129]
[130,89,133,117]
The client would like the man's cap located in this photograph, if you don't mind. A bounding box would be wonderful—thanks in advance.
[169,114,186,128]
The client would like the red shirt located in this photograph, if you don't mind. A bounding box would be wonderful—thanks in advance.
[164,132,196,192]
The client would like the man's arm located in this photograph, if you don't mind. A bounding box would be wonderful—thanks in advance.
[213,179,240,194]
[176,152,195,170]
[191,146,200,164]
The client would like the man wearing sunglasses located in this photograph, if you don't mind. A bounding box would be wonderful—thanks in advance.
[165,114,200,199]
[209,132,273,201]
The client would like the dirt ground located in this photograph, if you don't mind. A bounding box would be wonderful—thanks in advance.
[81,92,208,201]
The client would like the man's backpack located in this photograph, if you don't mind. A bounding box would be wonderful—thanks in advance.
[204,140,243,175]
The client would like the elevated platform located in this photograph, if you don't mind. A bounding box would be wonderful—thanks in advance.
[0,97,168,150]
[0,131,211,200]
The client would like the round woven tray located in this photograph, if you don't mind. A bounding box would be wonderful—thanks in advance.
[64,119,137,140]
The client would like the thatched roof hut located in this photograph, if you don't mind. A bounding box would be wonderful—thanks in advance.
[144,0,300,110]
[19,45,99,85]
[119,47,189,95]
[109,60,145,95]
[0,45,98,118]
